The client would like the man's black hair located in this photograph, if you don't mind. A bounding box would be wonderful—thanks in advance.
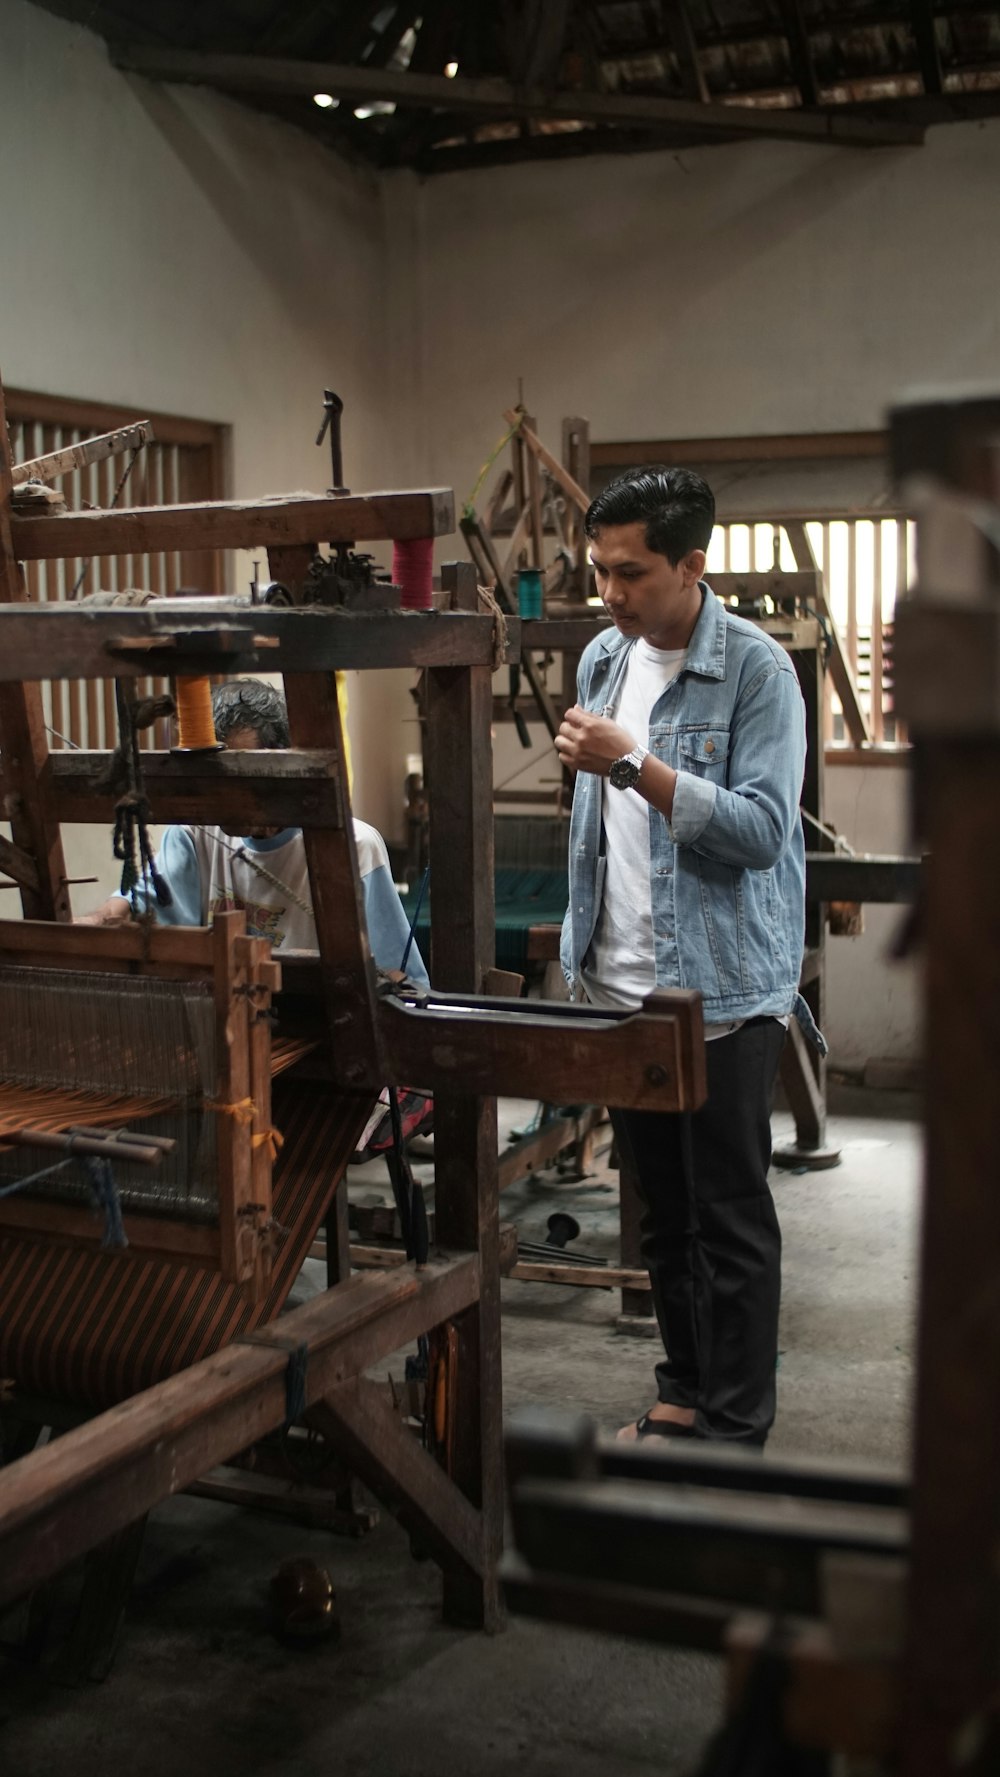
[585,466,715,565]
[211,679,290,749]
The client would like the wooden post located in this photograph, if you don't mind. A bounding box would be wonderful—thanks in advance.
[425,559,504,1629]
[0,374,70,920]
[900,743,1000,1776]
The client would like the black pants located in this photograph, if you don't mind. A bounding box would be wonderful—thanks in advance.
[610,1016,786,1445]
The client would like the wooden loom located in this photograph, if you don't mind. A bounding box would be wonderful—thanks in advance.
[0,371,706,1635]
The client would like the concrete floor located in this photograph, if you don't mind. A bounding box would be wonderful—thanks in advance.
[0,1087,921,1777]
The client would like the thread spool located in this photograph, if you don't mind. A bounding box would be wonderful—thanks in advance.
[393,537,434,611]
[173,677,222,752]
[517,567,543,620]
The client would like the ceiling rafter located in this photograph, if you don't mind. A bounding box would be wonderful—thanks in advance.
[777,0,820,107]
[110,43,926,146]
[909,0,945,94]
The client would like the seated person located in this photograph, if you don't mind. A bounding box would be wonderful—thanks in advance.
[79,678,429,990]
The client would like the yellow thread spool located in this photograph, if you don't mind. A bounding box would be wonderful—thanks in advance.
[174,677,220,751]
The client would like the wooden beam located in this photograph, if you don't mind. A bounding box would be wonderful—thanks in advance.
[380,990,707,1112]
[309,1382,487,1581]
[503,411,590,515]
[425,560,504,1629]
[110,46,926,148]
[282,666,385,1092]
[666,0,710,105]
[784,519,872,747]
[0,377,71,921]
[0,1255,480,1610]
[0,832,40,893]
[11,421,154,488]
[42,747,345,830]
[10,487,455,562]
[778,0,819,108]
[0,604,517,683]
[909,0,944,97]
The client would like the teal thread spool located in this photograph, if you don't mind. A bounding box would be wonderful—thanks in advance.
[517,566,543,620]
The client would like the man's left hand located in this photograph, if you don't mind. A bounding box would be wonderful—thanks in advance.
[555,705,637,777]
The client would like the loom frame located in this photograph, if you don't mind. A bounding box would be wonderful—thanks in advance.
[0,913,279,1289]
[0,369,704,1640]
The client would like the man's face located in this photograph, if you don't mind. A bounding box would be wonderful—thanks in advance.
[589,522,705,651]
[220,724,282,840]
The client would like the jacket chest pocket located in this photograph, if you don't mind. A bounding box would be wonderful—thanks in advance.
[677,728,730,777]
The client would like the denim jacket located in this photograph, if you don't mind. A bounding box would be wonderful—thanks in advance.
[560,584,825,1049]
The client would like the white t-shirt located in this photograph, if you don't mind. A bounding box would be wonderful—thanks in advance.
[580,640,769,1041]
[582,639,684,1013]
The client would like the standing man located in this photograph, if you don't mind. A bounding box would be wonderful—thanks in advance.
[556,467,820,1446]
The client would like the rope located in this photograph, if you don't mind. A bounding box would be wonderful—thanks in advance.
[111,680,173,917]
[477,582,510,670]
[0,1151,127,1248]
[462,413,523,523]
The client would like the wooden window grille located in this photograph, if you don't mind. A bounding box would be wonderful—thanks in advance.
[6,389,228,752]
[705,516,911,747]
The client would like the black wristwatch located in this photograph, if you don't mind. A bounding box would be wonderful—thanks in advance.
[608,745,649,791]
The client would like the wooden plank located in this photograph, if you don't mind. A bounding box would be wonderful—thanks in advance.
[0,1254,480,1609]
[380,990,706,1112]
[11,422,154,488]
[109,45,926,146]
[42,746,345,829]
[785,518,872,747]
[0,1193,219,1264]
[426,559,504,1629]
[0,915,216,970]
[0,603,517,681]
[0,378,71,921]
[10,487,455,561]
[511,1261,650,1290]
[590,432,889,470]
[310,1381,486,1582]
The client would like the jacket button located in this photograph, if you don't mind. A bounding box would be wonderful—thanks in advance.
[705,739,715,754]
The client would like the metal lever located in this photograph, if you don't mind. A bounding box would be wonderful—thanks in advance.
[316,389,348,495]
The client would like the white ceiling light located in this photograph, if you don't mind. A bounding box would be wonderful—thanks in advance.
[313,92,339,109]
[444,61,459,78]
[354,100,397,119]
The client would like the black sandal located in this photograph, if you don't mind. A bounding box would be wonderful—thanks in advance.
[635,1413,697,1440]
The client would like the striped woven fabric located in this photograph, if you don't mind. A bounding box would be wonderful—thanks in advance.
[0,1080,370,1411]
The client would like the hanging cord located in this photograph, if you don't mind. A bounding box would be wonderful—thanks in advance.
[462,414,524,523]
[0,1151,127,1248]
[68,442,146,601]
[109,680,173,917]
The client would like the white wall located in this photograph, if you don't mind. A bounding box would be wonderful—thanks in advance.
[0,0,413,876]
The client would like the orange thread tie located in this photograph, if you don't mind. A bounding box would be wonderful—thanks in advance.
[251,1127,284,1161]
[205,1097,255,1126]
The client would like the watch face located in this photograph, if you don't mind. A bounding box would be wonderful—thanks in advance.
[609,755,640,790]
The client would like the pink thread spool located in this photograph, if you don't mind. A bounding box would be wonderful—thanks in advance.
[393,536,434,611]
